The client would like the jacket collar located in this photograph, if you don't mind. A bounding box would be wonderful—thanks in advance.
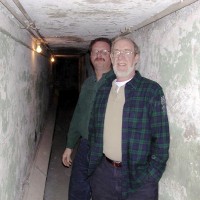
[126,70,142,90]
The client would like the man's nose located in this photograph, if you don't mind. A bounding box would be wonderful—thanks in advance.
[96,52,103,57]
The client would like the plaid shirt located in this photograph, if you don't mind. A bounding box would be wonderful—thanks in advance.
[88,71,170,199]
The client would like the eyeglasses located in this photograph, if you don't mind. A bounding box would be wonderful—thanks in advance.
[91,49,110,56]
[111,50,134,57]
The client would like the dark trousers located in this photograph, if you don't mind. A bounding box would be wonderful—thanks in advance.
[90,157,158,200]
[68,138,91,200]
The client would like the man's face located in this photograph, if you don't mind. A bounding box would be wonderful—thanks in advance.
[110,39,139,81]
[90,41,111,72]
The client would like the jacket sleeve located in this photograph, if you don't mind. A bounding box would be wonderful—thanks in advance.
[66,80,88,148]
[66,101,82,148]
[148,86,170,181]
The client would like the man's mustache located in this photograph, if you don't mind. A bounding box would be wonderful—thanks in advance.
[95,58,105,62]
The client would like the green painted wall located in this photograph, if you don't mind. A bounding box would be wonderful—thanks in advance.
[132,1,200,200]
[0,5,51,200]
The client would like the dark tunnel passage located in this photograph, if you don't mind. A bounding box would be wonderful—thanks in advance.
[53,57,80,108]
[44,57,81,199]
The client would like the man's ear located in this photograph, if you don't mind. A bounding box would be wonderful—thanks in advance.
[135,54,140,65]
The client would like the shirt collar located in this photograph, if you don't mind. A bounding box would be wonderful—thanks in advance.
[114,78,132,88]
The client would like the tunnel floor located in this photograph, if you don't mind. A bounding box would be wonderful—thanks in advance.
[44,90,78,200]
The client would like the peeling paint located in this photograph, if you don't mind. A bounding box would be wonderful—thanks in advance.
[17,0,184,49]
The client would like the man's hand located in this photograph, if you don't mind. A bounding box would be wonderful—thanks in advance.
[62,148,73,167]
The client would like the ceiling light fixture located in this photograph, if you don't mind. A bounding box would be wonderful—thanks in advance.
[36,42,42,53]
[50,56,55,62]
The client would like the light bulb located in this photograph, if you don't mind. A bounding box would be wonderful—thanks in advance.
[51,56,55,62]
[36,43,42,53]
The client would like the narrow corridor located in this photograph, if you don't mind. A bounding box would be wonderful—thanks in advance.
[44,90,78,200]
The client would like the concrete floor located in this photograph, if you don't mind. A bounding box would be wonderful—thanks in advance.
[44,90,78,200]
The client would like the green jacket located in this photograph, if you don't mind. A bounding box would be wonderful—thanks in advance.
[66,70,115,148]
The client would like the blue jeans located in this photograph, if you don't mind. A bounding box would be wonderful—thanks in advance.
[90,157,158,200]
[68,138,91,200]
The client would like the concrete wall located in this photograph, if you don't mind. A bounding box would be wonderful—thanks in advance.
[131,1,200,199]
[0,4,51,200]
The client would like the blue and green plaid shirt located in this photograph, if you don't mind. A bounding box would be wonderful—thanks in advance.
[88,71,170,198]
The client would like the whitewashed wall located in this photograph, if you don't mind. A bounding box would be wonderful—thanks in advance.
[0,4,51,200]
[132,1,200,200]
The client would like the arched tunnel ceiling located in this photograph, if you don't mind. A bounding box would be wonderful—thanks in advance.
[1,0,197,55]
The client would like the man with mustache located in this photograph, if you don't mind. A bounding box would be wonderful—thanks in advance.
[88,37,170,200]
[62,37,114,200]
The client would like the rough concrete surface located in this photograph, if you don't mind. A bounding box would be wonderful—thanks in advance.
[44,91,78,200]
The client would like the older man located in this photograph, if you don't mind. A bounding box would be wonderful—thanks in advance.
[88,37,170,200]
